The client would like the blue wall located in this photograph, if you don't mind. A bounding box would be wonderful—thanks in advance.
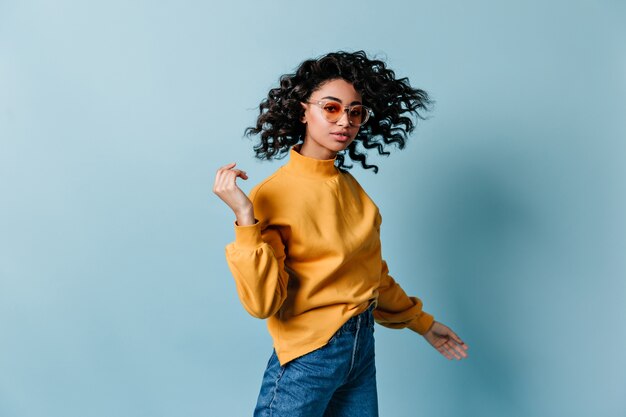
[1,1,625,416]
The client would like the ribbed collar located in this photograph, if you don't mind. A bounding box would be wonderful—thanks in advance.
[283,145,339,179]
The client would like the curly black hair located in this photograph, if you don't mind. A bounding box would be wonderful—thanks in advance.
[245,50,432,173]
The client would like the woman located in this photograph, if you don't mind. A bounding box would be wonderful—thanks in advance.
[213,51,468,417]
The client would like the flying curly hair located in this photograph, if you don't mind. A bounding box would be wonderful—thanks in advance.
[245,50,432,173]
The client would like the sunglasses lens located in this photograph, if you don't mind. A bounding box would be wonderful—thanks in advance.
[349,105,366,125]
[321,101,343,122]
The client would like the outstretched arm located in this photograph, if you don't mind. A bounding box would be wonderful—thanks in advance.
[374,261,469,361]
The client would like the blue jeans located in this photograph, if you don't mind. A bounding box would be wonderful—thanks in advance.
[254,306,378,417]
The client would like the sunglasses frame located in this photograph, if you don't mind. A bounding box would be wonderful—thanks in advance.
[306,100,373,127]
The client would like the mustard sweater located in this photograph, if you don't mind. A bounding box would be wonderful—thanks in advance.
[225,146,434,365]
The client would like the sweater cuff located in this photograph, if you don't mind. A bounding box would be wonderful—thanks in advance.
[233,221,263,249]
[407,311,435,335]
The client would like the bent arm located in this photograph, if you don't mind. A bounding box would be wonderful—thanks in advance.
[225,222,289,319]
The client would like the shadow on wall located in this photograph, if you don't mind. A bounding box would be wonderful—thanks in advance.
[419,135,539,416]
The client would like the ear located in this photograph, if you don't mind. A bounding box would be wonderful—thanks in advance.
[300,102,307,123]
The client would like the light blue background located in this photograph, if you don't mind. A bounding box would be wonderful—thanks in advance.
[1,1,625,416]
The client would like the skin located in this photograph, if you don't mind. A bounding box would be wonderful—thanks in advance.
[213,78,469,361]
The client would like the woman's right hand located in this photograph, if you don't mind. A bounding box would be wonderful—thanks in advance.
[213,163,256,226]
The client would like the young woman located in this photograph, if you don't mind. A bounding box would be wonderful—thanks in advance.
[213,51,469,417]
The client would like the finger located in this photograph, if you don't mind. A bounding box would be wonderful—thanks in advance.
[217,171,240,192]
[446,342,463,360]
[447,339,469,359]
[215,170,250,199]
[214,169,235,190]
[453,345,468,359]
[440,340,459,359]
[214,165,235,189]
[217,162,237,172]
[452,341,469,358]
[438,346,453,360]
[216,165,248,181]
[433,340,453,359]
[447,330,465,347]
[214,169,240,193]
[227,169,248,182]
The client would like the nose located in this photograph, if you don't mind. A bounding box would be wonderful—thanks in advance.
[336,109,351,126]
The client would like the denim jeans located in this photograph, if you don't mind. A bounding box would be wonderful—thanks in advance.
[254,305,378,417]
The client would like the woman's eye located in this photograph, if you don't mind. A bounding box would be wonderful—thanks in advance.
[323,103,341,113]
[350,107,363,117]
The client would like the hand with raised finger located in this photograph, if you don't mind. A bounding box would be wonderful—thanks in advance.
[213,162,255,226]
[422,321,469,361]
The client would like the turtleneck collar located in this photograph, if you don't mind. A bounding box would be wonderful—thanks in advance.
[283,145,339,179]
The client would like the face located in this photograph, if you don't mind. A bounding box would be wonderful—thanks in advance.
[300,78,362,160]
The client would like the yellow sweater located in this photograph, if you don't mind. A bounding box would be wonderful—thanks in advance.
[225,146,434,365]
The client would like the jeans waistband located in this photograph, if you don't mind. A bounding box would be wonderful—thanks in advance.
[338,303,375,333]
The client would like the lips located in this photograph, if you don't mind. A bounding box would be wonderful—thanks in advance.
[331,131,351,141]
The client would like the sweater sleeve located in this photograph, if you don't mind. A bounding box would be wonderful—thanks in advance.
[373,260,435,335]
[225,221,289,319]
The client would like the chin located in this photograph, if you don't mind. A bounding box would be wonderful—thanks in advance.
[337,140,355,151]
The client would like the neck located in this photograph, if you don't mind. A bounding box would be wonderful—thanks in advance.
[284,145,338,179]
[299,140,337,160]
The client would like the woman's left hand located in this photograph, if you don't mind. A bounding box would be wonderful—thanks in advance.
[423,321,469,360]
